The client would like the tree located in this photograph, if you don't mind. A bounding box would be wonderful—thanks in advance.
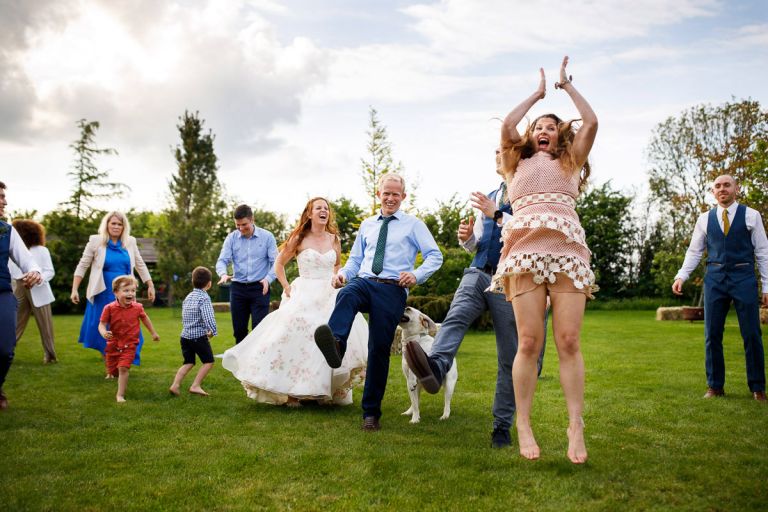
[742,138,768,232]
[157,111,230,303]
[360,107,404,214]
[329,196,364,253]
[42,208,102,313]
[575,182,635,297]
[63,119,126,219]
[420,194,472,248]
[647,99,768,250]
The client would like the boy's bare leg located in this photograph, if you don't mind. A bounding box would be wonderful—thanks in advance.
[116,367,129,402]
[170,364,194,396]
[189,363,213,396]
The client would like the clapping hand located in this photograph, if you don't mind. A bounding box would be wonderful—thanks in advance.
[536,67,546,99]
[470,191,496,219]
[458,217,475,243]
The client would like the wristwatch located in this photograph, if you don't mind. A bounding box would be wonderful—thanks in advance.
[493,210,503,222]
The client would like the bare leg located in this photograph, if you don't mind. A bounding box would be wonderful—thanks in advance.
[189,363,213,396]
[170,363,194,396]
[550,291,588,464]
[116,367,129,402]
[511,286,548,460]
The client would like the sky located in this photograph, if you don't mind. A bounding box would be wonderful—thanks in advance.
[2,0,767,222]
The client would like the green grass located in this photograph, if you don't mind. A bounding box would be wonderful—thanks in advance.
[2,309,767,511]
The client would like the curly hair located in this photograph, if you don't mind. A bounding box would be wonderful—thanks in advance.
[501,113,591,191]
[12,219,46,247]
[280,197,338,251]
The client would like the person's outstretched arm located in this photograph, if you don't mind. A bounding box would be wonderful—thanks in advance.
[556,56,598,170]
[501,68,546,149]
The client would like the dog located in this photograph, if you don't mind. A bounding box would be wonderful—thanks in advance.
[399,307,458,424]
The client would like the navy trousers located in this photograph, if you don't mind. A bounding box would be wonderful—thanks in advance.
[329,278,407,419]
[704,278,765,392]
[0,291,18,390]
[230,282,271,344]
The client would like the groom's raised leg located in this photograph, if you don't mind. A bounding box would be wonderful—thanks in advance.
[314,324,342,369]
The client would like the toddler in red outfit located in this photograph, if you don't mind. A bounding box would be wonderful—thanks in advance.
[99,275,160,402]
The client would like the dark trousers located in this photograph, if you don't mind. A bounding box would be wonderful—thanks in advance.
[0,291,19,390]
[329,278,407,419]
[230,282,271,344]
[704,278,765,392]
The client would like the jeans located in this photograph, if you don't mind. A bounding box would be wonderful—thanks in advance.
[429,268,547,430]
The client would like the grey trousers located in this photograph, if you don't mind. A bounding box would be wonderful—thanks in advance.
[429,268,546,430]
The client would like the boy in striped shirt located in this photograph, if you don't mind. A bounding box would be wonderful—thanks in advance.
[170,267,217,397]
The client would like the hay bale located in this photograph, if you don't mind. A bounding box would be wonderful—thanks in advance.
[656,307,684,321]
[212,302,230,313]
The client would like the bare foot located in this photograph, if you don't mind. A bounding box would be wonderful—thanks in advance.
[567,419,588,464]
[189,387,209,396]
[105,374,115,380]
[169,386,180,396]
[116,395,126,403]
[516,422,540,460]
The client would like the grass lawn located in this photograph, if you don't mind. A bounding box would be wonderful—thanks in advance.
[2,309,767,511]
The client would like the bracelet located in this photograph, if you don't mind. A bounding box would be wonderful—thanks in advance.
[554,75,573,89]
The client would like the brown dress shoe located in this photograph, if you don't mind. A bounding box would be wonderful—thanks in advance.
[753,391,767,402]
[0,391,8,410]
[361,416,381,432]
[703,387,725,398]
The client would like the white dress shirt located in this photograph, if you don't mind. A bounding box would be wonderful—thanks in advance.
[675,202,768,290]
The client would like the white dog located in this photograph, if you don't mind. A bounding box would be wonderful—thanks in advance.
[399,307,458,424]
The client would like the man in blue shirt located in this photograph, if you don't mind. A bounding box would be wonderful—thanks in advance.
[314,173,443,431]
[216,204,277,344]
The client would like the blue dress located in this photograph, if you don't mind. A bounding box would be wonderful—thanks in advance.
[78,240,144,365]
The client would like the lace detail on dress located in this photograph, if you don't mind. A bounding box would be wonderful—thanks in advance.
[490,253,597,292]
[512,192,576,211]
[501,213,589,250]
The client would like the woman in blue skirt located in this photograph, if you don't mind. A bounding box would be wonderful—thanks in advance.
[71,211,155,375]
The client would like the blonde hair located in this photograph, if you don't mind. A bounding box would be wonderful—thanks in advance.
[377,172,406,194]
[112,274,137,292]
[98,211,131,246]
[501,114,591,191]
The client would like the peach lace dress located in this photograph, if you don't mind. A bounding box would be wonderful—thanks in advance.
[490,152,597,299]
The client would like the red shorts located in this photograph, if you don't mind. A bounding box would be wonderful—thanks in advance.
[105,340,138,376]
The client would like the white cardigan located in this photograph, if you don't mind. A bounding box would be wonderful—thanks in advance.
[74,235,151,303]
[9,245,55,307]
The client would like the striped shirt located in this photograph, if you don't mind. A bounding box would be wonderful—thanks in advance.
[181,289,218,339]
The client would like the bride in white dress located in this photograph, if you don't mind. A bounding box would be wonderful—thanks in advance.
[221,197,368,406]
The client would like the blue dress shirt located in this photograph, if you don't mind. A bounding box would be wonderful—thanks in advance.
[215,225,277,284]
[181,288,218,339]
[341,209,443,284]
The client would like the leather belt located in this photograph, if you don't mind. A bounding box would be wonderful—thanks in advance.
[366,277,402,286]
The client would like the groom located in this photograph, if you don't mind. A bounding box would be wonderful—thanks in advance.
[314,173,443,431]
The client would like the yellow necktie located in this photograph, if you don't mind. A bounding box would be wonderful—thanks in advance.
[722,209,730,236]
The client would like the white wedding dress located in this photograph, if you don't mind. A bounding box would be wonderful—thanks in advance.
[222,249,368,405]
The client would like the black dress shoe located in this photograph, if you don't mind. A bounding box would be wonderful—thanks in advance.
[403,341,442,394]
[314,324,342,369]
[361,416,381,432]
[491,427,511,449]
